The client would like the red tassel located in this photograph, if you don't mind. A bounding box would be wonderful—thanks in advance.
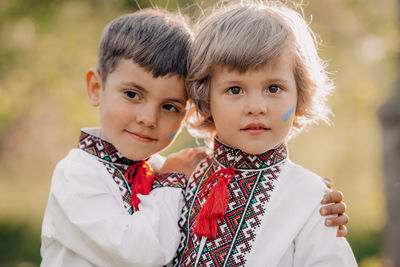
[193,212,218,239]
[125,161,154,211]
[209,178,230,220]
[194,167,235,239]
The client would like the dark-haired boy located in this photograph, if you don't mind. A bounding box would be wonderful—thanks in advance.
[40,9,201,266]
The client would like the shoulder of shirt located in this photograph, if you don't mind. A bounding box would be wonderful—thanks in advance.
[283,159,329,194]
[53,148,108,182]
[186,155,212,184]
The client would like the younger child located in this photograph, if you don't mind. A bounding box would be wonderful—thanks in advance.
[174,2,357,266]
[40,9,202,266]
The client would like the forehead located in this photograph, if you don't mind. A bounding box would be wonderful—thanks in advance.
[211,47,295,80]
[109,59,187,99]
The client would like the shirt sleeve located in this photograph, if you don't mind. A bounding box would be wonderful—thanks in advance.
[41,150,183,267]
[292,204,358,267]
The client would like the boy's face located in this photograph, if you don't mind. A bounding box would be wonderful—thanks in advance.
[87,59,187,160]
[209,48,297,154]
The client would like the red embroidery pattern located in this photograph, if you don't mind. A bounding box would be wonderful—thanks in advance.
[153,172,187,189]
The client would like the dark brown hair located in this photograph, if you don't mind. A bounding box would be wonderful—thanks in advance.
[98,8,193,82]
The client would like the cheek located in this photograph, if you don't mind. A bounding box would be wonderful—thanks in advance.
[169,132,177,140]
[212,110,229,133]
[160,115,185,139]
[213,111,236,142]
[210,98,232,125]
[281,106,296,127]
[105,104,130,127]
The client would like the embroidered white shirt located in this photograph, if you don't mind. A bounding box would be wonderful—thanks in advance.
[41,129,184,267]
[174,138,357,267]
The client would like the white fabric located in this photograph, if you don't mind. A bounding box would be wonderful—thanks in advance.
[41,148,182,267]
[245,160,357,267]
[175,157,357,267]
[148,153,166,171]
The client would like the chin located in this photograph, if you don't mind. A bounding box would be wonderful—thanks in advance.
[119,149,150,161]
[240,141,281,154]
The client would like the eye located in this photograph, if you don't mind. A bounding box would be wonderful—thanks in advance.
[124,90,139,99]
[267,85,281,94]
[162,104,179,113]
[227,86,243,95]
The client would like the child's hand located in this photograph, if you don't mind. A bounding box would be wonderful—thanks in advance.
[159,147,209,179]
[320,177,349,237]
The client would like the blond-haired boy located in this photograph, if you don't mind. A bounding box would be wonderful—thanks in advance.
[174,2,357,266]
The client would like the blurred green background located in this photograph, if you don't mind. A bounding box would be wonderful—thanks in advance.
[0,0,398,266]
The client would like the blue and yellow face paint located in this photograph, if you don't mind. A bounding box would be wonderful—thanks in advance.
[169,132,176,140]
[282,106,295,127]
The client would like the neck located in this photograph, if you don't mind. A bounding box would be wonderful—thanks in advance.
[213,137,287,170]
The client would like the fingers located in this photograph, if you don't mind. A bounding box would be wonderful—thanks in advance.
[190,147,208,155]
[161,147,209,178]
[320,202,346,216]
[336,225,348,237]
[184,147,209,161]
[322,177,333,189]
[324,213,349,227]
[177,148,195,156]
[175,147,208,157]
[321,190,344,204]
[152,166,160,174]
[193,151,208,162]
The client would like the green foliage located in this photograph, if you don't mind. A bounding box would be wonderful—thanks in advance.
[348,228,383,263]
[0,221,41,266]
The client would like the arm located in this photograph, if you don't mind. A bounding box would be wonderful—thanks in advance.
[42,152,183,267]
[159,147,209,179]
[320,177,349,237]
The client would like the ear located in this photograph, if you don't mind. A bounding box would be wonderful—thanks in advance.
[86,68,102,107]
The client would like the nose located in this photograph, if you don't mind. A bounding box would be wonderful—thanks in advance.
[244,94,267,115]
[136,104,157,128]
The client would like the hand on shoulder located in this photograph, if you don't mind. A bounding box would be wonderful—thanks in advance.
[159,147,209,179]
[320,177,349,237]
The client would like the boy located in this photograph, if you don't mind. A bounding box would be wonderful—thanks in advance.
[174,2,357,266]
[40,9,200,266]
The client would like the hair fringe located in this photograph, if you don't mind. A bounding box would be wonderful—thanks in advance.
[185,0,335,141]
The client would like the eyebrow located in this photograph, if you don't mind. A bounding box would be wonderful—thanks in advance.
[166,98,187,106]
[213,80,243,88]
[121,81,187,106]
[215,78,291,88]
[121,81,146,91]
[269,78,290,84]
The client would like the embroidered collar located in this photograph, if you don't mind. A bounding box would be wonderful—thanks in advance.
[78,127,138,167]
[213,138,287,170]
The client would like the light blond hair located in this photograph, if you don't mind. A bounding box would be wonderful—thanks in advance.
[187,1,333,140]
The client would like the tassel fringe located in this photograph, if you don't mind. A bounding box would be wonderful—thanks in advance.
[125,161,154,211]
[194,167,235,239]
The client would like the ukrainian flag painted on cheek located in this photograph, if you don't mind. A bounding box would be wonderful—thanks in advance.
[282,106,295,127]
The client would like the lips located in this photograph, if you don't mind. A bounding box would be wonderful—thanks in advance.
[126,130,157,143]
[242,123,269,130]
[241,123,270,135]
